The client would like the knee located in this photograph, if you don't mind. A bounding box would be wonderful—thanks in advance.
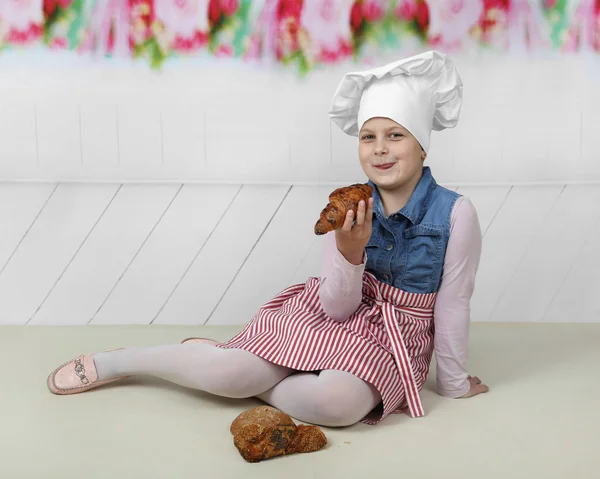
[310,388,373,427]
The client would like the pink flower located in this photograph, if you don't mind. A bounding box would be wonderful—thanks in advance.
[215,43,233,56]
[277,0,303,21]
[319,38,352,63]
[44,0,73,17]
[506,0,551,52]
[49,36,68,49]
[154,0,210,38]
[300,0,354,54]
[84,0,132,57]
[561,27,578,52]
[350,1,362,31]
[0,0,44,32]
[562,0,598,53]
[7,23,42,43]
[174,36,194,51]
[243,0,302,61]
[220,0,239,16]
[173,30,208,52]
[362,0,386,22]
[243,33,262,60]
[426,0,484,45]
[595,15,600,52]
[416,0,429,28]
[395,0,418,21]
[543,0,558,9]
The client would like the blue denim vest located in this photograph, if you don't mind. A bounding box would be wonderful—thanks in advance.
[365,167,460,294]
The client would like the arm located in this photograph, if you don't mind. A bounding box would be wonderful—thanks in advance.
[319,231,366,322]
[434,196,483,398]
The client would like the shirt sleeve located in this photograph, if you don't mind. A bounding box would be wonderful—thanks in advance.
[319,232,366,322]
[433,196,483,398]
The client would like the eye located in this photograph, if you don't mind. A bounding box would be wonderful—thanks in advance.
[361,134,374,140]
[390,132,404,139]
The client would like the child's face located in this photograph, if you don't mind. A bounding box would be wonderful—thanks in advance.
[358,117,424,190]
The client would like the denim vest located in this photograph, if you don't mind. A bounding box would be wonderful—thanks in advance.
[365,167,460,294]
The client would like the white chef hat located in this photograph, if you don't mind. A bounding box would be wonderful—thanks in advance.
[329,50,463,153]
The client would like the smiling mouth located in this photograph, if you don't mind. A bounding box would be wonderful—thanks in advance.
[374,163,395,170]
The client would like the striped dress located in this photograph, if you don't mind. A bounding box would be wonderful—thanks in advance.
[218,271,436,425]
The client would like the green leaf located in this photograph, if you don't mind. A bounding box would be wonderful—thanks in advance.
[147,38,167,69]
[232,0,252,56]
[65,0,88,48]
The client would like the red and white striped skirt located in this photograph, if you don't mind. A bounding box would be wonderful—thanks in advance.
[217,271,436,425]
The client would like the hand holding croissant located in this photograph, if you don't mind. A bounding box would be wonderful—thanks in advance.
[314,184,373,235]
[314,184,375,266]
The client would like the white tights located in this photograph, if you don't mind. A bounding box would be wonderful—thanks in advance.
[93,344,382,427]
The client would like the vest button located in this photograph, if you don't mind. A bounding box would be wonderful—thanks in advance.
[386,244,393,251]
[383,274,389,280]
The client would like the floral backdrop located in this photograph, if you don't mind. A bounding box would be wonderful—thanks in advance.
[0,0,599,74]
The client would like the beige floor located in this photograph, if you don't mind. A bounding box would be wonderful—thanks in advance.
[2,323,599,479]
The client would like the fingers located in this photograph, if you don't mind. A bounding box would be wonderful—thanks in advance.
[365,197,374,224]
[472,382,489,396]
[473,384,489,397]
[460,382,489,399]
[355,200,366,226]
[462,375,489,398]
[342,199,371,233]
[341,208,354,233]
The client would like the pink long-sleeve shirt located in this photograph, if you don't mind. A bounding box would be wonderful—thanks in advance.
[319,196,482,398]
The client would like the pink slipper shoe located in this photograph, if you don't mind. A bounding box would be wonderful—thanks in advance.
[180,337,219,345]
[47,349,130,395]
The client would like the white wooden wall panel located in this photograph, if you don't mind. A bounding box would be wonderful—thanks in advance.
[28,184,180,325]
[581,104,600,181]
[36,102,82,176]
[289,237,324,285]
[470,185,565,322]
[0,184,119,324]
[2,183,600,326]
[426,130,458,184]
[491,185,600,322]
[208,185,332,325]
[205,99,289,170]
[544,214,600,323]
[454,186,511,235]
[161,103,206,178]
[152,185,290,325]
[117,103,164,178]
[2,56,599,184]
[1,56,598,325]
[90,185,240,325]
[0,102,38,178]
[330,116,357,170]
[0,184,56,272]
[287,82,332,167]
[79,102,120,176]
[451,99,504,184]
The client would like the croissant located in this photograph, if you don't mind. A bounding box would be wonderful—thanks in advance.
[230,406,328,463]
[314,183,373,235]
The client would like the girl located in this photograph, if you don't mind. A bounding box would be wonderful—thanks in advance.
[47,50,488,427]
